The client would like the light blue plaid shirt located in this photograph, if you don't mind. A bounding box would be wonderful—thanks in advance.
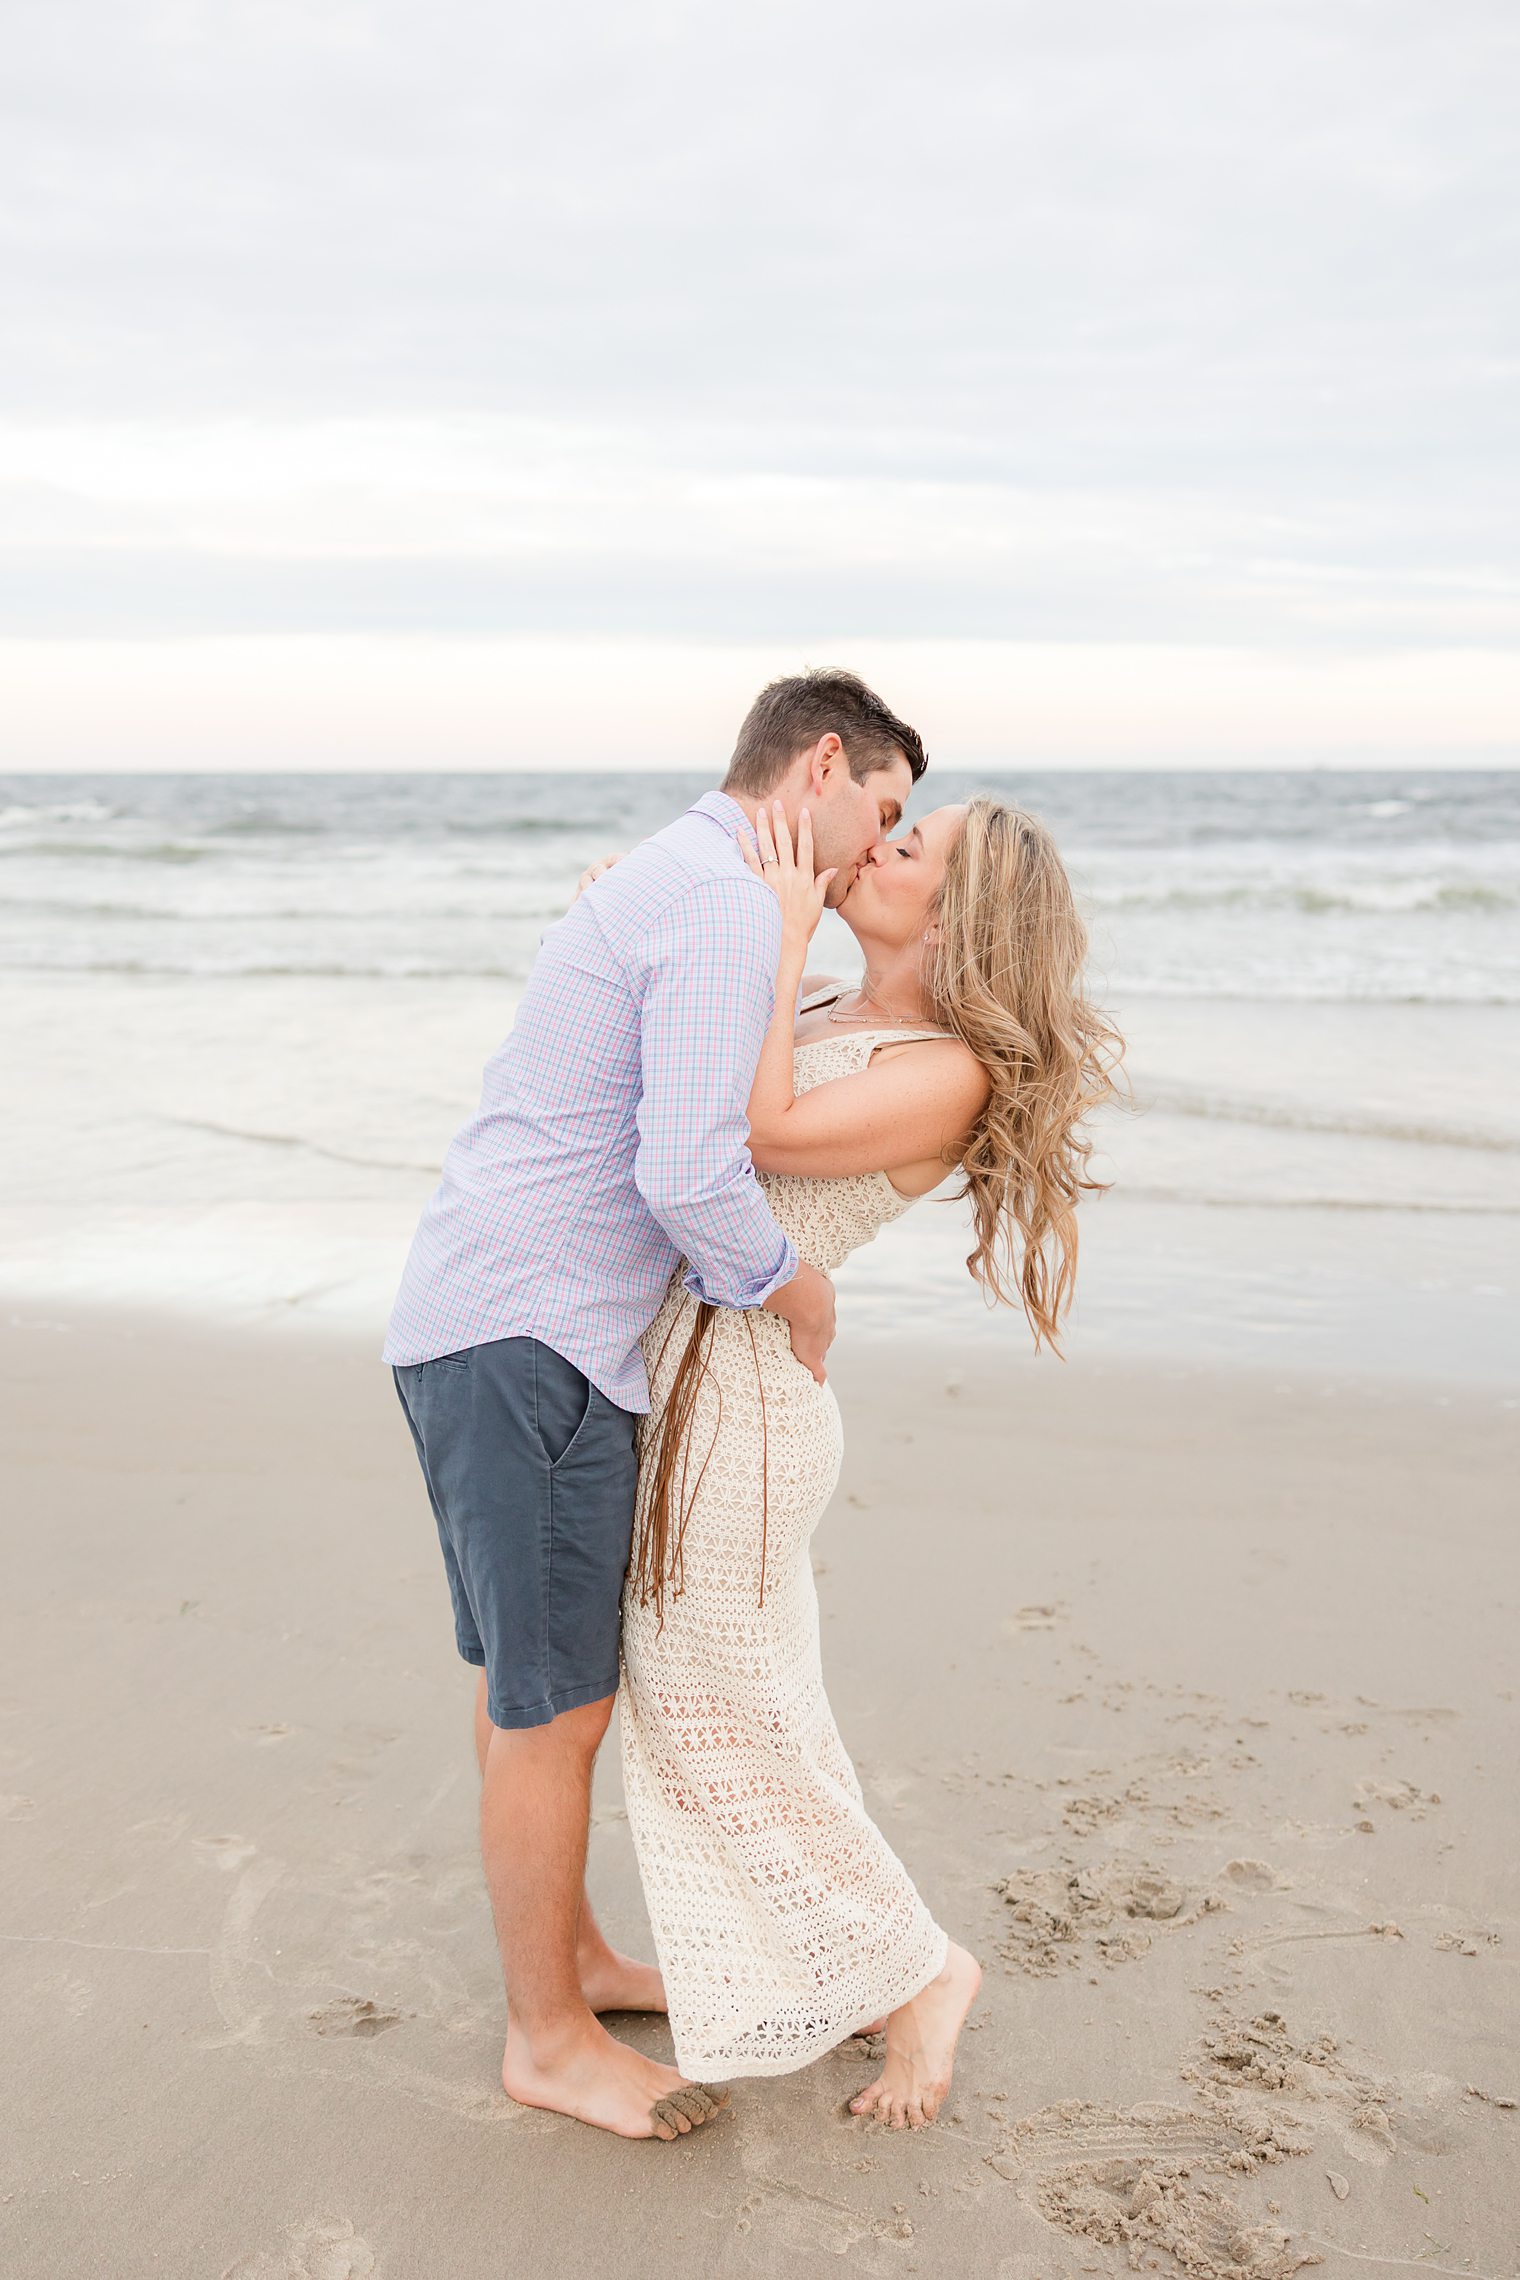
[384,790,799,1410]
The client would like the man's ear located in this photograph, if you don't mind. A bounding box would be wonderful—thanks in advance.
[809,733,843,795]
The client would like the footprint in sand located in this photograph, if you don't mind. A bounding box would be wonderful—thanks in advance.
[1222,1860,1283,1892]
[39,1970,95,2016]
[342,1725,401,1752]
[732,2175,915,2266]
[307,1995,407,2039]
[985,2101,1312,2280]
[1353,1777,1441,1818]
[1192,2009,1339,2093]
[1061,1781,1228,1835]
[1182,2008,1398,2161]
[193,1834,258,1873]
[996,1860,1223,1975]
[1433,1927,1499,1957]
[222,2214,375,2279]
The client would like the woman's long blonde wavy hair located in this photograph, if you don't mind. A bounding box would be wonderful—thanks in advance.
[630,796,1125,1621]
[927,796,1124,1342]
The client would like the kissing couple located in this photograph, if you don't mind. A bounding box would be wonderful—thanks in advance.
[386,669,1121,2142]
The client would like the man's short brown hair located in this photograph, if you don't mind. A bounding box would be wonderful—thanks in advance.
[723,669,928,798]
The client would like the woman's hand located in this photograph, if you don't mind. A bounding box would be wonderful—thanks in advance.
[741,800,837,946]
[740,801,829,1191]
[573,851,628,902]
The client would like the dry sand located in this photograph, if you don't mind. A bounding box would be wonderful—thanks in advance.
[1,1311,1516,2279]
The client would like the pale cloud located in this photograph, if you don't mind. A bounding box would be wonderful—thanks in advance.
[2,0,1516,761]
[2,415,1515,653]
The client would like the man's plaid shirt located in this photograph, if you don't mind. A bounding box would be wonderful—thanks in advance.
[384,790,798,1411]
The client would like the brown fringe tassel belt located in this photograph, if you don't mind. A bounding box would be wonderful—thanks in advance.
[629,1295,772,1631]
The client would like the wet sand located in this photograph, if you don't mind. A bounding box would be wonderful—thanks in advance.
[1,1310,1516,2278]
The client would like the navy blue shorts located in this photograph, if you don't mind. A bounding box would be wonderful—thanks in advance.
[393,1337,638,1731]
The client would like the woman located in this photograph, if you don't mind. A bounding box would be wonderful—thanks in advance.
[618,794,1122,2128]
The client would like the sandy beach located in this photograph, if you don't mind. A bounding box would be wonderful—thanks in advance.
[3,1306,1515,2278]
[8,0,1520,2253]
[3,761,1516,2274]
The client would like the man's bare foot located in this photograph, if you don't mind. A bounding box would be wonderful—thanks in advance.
[503,2015,726,2141]
[849,1944,981,2130]
[579,1948,667,2015]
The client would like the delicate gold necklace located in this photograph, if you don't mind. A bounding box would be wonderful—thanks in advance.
[825,986,929,1028]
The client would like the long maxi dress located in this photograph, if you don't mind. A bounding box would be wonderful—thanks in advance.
[617,997,952,2079]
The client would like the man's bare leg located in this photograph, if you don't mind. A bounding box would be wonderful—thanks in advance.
[472,1673,665,2015]
[479,1688,719,2139]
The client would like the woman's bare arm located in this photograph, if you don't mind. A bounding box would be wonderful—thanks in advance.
[748,1035,988,1179]
[744,908,814,1154]
[740,804,988,1180]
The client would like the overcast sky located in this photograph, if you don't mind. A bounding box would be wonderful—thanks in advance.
[3,0,1517,768]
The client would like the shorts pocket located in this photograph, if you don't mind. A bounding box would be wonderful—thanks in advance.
[531,1345,596,1469]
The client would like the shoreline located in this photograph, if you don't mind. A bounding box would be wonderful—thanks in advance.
[6,1171,1517,1399]
[3,1307,1517,2275]
[5,959,1517,1402]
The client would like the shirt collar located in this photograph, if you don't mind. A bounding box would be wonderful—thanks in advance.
[690,788,758,848]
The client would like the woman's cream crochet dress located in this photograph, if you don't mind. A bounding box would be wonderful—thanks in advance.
[618,1005,950,2079]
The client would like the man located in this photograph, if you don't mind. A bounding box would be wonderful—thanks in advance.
[386,668,927,2141]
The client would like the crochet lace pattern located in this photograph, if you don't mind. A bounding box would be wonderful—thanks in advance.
[618,1009,951,2077]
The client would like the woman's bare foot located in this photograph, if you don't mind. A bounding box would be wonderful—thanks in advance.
[579,1947,667,2015]
[503,2015,727,2141]
[849,1944,981,2130]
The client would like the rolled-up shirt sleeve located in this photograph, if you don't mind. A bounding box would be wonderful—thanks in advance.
[631,875,799,1308]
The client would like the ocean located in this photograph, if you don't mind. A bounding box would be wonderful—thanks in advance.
[3,768,1517,1387]
[4,768,1517,1000]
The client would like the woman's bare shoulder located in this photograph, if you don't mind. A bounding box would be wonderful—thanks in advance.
[871,1030,991,1104]
[800,972,846,1001]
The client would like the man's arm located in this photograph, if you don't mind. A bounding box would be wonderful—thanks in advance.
[631,871,837,1380]
[631,874,799,1308]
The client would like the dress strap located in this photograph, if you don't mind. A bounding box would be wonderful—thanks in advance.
[799,982,850,1013]
[849,1024,955,1050]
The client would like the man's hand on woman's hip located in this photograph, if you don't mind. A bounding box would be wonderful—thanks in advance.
[761,1261,837,1385]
